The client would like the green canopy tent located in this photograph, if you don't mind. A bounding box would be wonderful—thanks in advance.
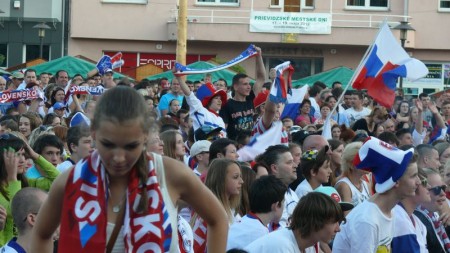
[23,56,129,79]
[292,66,354,88]
[144,61,243,86]
[0,68,10,76]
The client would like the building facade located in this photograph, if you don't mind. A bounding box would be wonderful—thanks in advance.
[0,0,67,67]
[4,0,450,95]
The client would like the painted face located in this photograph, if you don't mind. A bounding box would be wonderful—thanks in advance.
[41,146,62,167]
[396,162,420,199]
[19,117,31,137]
[225,163,243,198]
[92,120,147,178]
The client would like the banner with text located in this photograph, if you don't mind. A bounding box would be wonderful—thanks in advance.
[250,11,331,34]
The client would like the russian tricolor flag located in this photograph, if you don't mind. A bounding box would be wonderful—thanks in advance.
[352,23,428,108]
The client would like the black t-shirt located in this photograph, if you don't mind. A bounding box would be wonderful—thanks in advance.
[219,92,255,141]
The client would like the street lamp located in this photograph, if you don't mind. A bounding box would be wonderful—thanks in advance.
[394,21,415,89]
[32,23,51,59]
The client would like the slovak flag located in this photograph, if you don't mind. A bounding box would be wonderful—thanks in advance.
[280,85,308,121]
[352,23,428,108]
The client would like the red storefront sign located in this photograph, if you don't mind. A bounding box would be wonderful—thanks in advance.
[104,51,215,73]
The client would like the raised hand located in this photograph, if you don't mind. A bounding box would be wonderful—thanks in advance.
[4,147,19,182]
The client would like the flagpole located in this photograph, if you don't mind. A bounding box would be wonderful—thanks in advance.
[328,20,388,118]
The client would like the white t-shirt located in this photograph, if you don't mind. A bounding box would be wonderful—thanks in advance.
[226,214,269,250]
[391,205,428,253]
[333,200,393,253]
[280,189,299,228]
[345,107,371,124]
[294,179,313,199]
[186,92,227,138]
[245,228,317,253]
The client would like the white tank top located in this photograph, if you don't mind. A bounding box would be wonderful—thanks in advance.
[335,177,370,207]
[105,153,179,252]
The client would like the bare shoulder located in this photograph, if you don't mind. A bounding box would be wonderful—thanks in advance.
[161,156,202,201]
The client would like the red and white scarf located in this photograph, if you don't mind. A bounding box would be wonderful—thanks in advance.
[59,151,173,252]
[417,205,450,253]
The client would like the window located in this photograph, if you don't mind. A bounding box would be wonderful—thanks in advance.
[278,0,314,12]
[0,44,6,68]
[25,45,50,62]
[196,0,239,6]
[346,0,388,10]
[440,0,450,11]
[101,0,147,4]
[265,57,323,80]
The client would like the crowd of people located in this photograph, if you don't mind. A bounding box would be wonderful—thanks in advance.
[0,47,448,253]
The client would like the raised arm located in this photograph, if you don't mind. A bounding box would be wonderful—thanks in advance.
[252,46,266,95]
[429,101,446,129]
[261,68,277,128]
[174,73,192,96]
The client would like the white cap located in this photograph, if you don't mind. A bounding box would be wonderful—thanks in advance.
[190,140,211,157]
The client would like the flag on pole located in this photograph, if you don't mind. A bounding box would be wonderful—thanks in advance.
[352,23,428,108]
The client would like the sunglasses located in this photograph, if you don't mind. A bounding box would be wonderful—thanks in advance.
[430,185,447,195]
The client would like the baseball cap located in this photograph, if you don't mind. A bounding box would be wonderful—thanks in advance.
[194,125,222,142]
[190,140,211,157]
[314,186,354,211]
[53,102,66,110]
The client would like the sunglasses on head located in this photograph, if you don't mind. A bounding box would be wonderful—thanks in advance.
[430,185,447,195]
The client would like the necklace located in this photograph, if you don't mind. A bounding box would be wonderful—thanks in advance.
[106,173,127,213]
